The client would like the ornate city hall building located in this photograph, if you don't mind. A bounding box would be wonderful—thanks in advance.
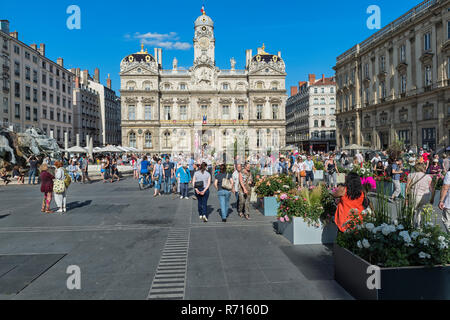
[119,12,287,156]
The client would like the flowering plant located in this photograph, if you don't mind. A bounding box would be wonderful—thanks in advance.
[336,210,450,267]
[352,162,375,178]
[399,171,409,183]
[254,174,295,198]
[360,176,376,193]
[276,184,336,227]
[374,172,392,182]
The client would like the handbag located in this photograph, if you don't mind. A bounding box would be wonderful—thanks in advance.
[222,178,232,191]
[53,179,66,194]
[194,181,204,189]
[300,170,306,177]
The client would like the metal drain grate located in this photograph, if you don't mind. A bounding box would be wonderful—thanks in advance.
[147,228,190,300]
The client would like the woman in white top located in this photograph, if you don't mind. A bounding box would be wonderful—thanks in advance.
[54,161,68,213]
[406,162,432,227]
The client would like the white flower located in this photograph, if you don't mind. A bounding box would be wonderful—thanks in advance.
[365,223,375,231]
[381,225,396,236]
[357,240,363,249]
[362,239,370,249]
[397,224,404,230]
[419,238,430,246]
[411,231,420,239]
[438,236,445,242]
[393,219,398,226]
[418,251,431,259]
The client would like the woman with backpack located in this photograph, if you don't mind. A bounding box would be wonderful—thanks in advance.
[54,161,68,213]
[215,164,234,222]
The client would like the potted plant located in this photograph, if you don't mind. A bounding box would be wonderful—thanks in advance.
[254,175,295,216]
[276,185,338,245]
[313,159,325,180]
[334,193,450,300]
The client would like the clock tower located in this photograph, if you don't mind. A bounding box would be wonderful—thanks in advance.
[193,12,215,65]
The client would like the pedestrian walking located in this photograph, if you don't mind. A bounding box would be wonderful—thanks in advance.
[232,164,242,213]
[152,158,163,197]
[54,161,68,213]
[176,162,191,199]
[27,156,39,185]
[438,170,450,232]
[239,163,253,220]
[304,155,315,187]
[390,159,403,202]
[406,163,432,227]
[192,162,211,222]
[39,163,54,214]
[215,164,233,222]
[325,155,338,188]
[162,157,174,195]
[80,155,91,184]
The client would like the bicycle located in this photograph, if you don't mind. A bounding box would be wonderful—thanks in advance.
[138,173,152,190]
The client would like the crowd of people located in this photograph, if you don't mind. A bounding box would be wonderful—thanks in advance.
[0,146,449,232]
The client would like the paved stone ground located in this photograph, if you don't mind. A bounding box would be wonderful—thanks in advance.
[0,176,356,300]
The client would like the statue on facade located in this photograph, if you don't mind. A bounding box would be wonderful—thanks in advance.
[173,57,178,70]
[230,57,236,70]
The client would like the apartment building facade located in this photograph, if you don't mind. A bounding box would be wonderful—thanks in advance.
[286,74,337,152]
[0,20,74,146]
[71,68,121,146]
[334,0,450,152]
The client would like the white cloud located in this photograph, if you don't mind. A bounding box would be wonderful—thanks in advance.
[130,32,191,51]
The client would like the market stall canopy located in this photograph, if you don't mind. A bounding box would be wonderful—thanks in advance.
[65,146,88,153]
[99,145,123,153]
[342,144,370,150]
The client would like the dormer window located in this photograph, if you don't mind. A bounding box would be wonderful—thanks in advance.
[222,83,229,90]
[164,83,170,90]
[180,83,186,90]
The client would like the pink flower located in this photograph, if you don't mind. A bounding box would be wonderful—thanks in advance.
[285,215,290,222]
[280,193,288,200]
[303,198,307,201]
[279,217,285,223]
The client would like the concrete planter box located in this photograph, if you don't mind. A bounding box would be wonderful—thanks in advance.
[314,170,324,180]
[334,243,450,300]
[277,217,338,245]
[263,197,279,216]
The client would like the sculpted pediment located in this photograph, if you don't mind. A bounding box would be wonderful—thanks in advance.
[120,62,158,75]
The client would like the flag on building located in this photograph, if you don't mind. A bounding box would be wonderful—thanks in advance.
[201,6,205,15]
[203,115,207,125]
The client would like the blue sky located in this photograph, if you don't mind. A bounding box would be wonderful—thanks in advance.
[2,0,420,93]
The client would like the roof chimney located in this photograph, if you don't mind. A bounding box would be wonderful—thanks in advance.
[57,58,64,67]
[0,20,10,34]
[30,44,37,51]
[39,43,45,56]
[308,74,316,84]
[75,76,80,89]
[94,68,100,83]
[322,74,325,81]
[107,74,112,89]
[9,31,18,39]
[290,86,298,97]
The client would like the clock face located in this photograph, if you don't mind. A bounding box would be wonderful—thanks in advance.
[199,37,210,49]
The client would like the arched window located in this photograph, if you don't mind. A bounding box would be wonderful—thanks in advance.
[145,132,152,148]
[143,81,152,91]
[164,131,171,148]
[126,81,136,91]
[256,81,264,89]
[271,81,279,90]
[129,132,136,148]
